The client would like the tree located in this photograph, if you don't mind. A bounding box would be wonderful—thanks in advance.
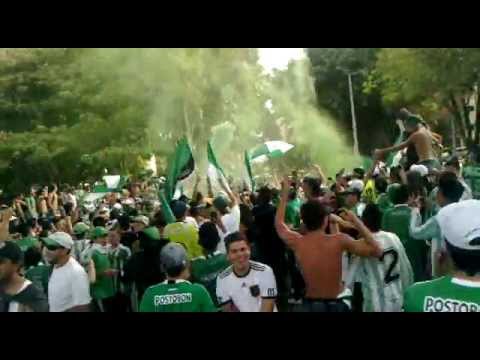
[307,48,395,155]
[370,48,480,148]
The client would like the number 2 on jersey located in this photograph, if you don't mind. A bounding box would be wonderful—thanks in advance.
[379,249,400,285]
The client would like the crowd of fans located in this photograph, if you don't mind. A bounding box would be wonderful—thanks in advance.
[1,110,480,312]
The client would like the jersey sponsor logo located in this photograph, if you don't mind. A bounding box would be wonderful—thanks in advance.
[423,296,480,312]
[154,293,193,306]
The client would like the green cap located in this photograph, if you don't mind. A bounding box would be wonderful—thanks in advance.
[213,195,229,212]
[73,222,90,235]
[91,226,109,240]
[142,226,161,241]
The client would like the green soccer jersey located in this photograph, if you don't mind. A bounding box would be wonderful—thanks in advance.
[139,279,217,312]
[91,247,115,300]
[191,251,230,305]
[376,193,392,214]
[25,263,52,297]
[404,276,480,312]
[163,222,202,259]
[17,236,40,253]
[382,205,428,282]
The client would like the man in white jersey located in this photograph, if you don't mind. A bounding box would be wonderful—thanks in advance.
[216,232,277,312]
[345,204,413,312]
[409,172,465,278]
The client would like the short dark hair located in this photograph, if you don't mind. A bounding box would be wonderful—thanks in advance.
[300,200,328,231]
[257,186,272,205]
[198,222,220,252]
[239,204,253,229]
[445,241,480,276]
[288,188,297,201]
[225,232,249,252]
[391,184,409,205]
[374,176,388,194]
[361,204,382,232]
[24,246,42,269]
[117,214,131,231]
[445,156,461,170]
[92,216,107,227]
[438,172,464,203]
[18,222,32,238]
[302,177,322,197]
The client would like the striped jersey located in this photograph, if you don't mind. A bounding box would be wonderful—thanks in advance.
[345,231,414,312]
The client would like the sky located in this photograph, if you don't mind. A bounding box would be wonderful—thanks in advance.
[257,48,306,74]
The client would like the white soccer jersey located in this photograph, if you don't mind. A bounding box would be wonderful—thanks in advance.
[216,261,278,312]
[345,231,414,312]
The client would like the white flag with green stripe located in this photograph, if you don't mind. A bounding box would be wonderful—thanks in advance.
[250,140,294,164]
[207,141,231,193]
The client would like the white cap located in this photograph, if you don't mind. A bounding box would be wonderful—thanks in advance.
[113,203,122,210]
[44,232,74,250]
[410,164,429,177]
[347,179,364,193]
[436,200,480,251]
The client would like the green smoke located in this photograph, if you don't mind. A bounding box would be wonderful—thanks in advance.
[73,48,360,182]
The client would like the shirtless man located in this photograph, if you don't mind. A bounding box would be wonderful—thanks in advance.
[275,177,382,312]
[374,109,441,172]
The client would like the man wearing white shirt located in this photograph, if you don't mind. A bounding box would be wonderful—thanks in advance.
[216,232,277,312]
[212,186,240,254]
[44,232,91,312]
[409,172,465,278]
[444,156,473,200]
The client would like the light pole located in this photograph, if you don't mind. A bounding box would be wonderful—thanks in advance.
[347,73,360,156]
[337,67,363,156]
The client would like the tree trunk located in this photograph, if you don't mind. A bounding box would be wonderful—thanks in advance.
[448,93,469,148]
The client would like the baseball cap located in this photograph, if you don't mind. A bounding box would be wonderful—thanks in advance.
[132,215,149,227]
[73,222,90,235]
[91,226,109,240]
[170,200,188,219]
[410,164,429,177]
[160,243,188,272]
[342,179,364,195]
[0,241,23,264]
[43,232,74,250]
[213,195,229,212]
[437,200,480,251]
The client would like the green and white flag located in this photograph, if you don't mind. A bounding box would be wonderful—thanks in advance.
[164,137,195,202]
[207,141,230,193]
[244,150,255,192]
[250,140,294,164]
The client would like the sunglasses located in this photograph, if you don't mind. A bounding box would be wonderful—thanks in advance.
[45,244,64,251]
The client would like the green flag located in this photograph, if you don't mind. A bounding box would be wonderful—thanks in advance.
[207,141,230,193]
[158,190,176,225]
[164,137,195,202]
[244,150,255,192]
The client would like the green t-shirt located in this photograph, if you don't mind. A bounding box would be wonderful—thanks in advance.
[285,198,301,229]
[404,276,480,312]
[17,236,40,253]
[463,166,480,199]
[191,251,230,306]
[25,263,52,297]
[108,245,131,294]
[139,280,217,312]
[376,193,392,214]
[382,205,428,282]
[163,222,202,259]
[91,248,116,300]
